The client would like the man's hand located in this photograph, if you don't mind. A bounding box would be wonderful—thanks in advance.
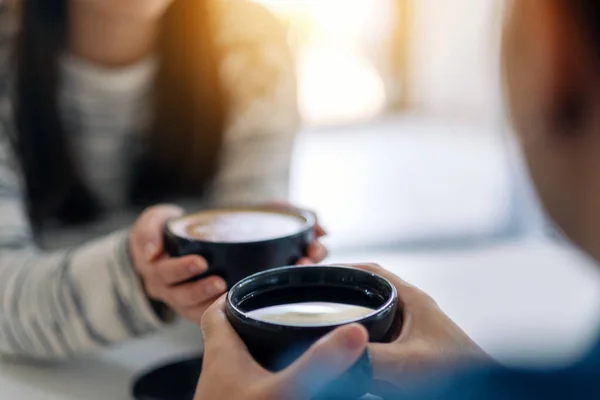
[346,263,490,390]
[194,296,369,400]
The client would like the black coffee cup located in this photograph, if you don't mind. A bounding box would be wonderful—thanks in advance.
[226,265,399,399]
[164,206,315,287]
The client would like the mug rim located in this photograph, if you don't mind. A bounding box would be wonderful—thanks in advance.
[165,205,316,246]
[227,265,398,329]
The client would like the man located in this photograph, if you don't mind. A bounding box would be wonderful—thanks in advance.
[193,0,600,398]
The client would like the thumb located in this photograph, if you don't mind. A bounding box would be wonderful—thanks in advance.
[278,324,369,397]
[137,204,184,260]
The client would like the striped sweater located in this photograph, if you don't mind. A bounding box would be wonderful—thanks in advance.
[0,1,299,360]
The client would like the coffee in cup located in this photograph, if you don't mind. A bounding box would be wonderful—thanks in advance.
[246,302,376,326]
[168,209,307,243]
[163,206,315,287]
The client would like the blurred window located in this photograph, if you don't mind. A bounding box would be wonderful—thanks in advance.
[255,0,501,127]
[254,0,404,126]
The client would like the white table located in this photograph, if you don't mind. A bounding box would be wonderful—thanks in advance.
[1,239,600,400]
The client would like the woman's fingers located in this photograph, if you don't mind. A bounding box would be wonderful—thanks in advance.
[153,255,208,285]
[167,276,228,308]
[307,241,328,262]
[315,222,327,238]
[296,241,328,266]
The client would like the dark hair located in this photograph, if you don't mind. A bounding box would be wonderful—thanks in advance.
[561,1,600,54]
[13,0,226,226]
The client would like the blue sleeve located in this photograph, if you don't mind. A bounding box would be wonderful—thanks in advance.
[386,362,600,400]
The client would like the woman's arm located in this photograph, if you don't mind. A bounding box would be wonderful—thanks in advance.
[0,124,167,361]
[208,1,300,205]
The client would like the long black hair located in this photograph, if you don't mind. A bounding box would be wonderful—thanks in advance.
[13,0,226,226]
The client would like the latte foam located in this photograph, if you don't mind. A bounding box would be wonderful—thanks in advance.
[246,302,375,326]
[169,210,306,243]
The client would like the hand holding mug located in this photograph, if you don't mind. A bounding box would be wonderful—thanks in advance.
[296,215,328,264]
[129,205,228,323]
[194,296,369,400]
[345,264,490,392]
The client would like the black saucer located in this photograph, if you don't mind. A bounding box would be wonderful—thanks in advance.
[132,353,373,400]
[132,355,203,400]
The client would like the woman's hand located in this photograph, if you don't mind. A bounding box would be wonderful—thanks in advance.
[194,296,369,400]
[344,263,491,391]
[129,205,227,323]
[297,215,328,265]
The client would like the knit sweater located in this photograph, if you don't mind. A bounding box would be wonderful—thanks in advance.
[0,0,299,360]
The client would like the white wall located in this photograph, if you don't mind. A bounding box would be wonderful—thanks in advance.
[409,0,502,122]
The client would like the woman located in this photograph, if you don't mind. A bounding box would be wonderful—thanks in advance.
[0,0,326,360]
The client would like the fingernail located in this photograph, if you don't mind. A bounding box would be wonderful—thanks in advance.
[206,280,227,297]
[342,326,368,350]
[145,243,158,261]
[188,263,202,275]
